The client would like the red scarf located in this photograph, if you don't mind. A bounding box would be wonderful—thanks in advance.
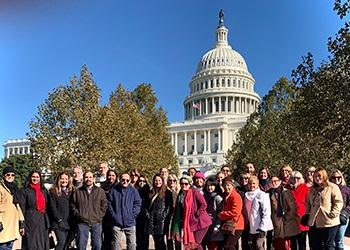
[30,183,46,213]
[183,188,196,249]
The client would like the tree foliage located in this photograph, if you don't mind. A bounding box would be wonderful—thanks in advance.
[29,65,178,178]
[226,1,350,176]
[0,154,37,188]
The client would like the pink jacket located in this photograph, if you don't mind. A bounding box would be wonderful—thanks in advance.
[187,188,212,232]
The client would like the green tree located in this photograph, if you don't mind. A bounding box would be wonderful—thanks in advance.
[29,66,177,178]
[0,154,37,188]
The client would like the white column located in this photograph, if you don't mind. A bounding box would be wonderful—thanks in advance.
[174,133,178,155]
[193,131,197,155]
[219,96,222,113]
[204,131,207,153]
[208,130,211,153]
[230,96,234,113]
[212,97,215,114]
[225,96,228,112]
[218,129,221,152]
[184,132,188,156]
[199,100,202,116]
[205,98,208,115]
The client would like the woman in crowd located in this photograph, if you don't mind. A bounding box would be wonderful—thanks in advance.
[49,172,73,250]
[220,165,232,178]
[216,172,225,194]
[304,166,316,187]
[279,165,293,187]
[246,162,256,176]
[171,176,212,250]
[306,167,343,250]
[135,175,151,250]
[166,174,181,250]
[145,174,173,250]
[258,166,272,192]
[0,166,24,250]
[19,170,50,250]
[203,177,224,250]
[160,167,169,183]
[130,169,140,186]
[236,173,250,250]
[329,169,350,250]
[193,172,206,194]
[218,177,244,250]
[100,169,117,250]
[289,171,309,250]
[244,176,273,250]
[282,173,301,250]
[269,176,290,250]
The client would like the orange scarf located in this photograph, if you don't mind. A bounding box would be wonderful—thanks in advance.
[183,188,196,249]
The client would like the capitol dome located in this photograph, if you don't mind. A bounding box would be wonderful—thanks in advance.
[183,11,260,121]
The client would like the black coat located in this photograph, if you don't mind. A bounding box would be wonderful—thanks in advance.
[145,189,173,235]
[19,187,50,250]
[49,190,72,230]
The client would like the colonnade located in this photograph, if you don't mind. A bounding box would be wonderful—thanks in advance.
[5,146,31,158]
[171,128,226,156]
[185,95,258,120]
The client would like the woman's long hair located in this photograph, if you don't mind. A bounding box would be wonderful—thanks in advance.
[313,167,329,188]
[50,172,73,196]
[24,170,45,190]
[150,174,167,199]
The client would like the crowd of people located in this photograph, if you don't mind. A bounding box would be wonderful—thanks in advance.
[0,162,349,250]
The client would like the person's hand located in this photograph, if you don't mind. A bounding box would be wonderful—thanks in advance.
[19,228,25,236]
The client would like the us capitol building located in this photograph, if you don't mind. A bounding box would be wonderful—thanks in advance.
[168,11,260,173]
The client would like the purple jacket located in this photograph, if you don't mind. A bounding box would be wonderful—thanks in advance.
[339,185,350,214]
[187,188,212,231]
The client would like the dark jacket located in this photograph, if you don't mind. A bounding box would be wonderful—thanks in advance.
[49,190,72,230]
[339,185,350,214]
[70,185,107,225]
[145,189,173,235]
[107,184,141,228]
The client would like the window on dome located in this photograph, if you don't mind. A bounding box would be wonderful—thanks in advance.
[215,101,219,112]
[210,80,214,88]
[228,99,231,112]
[238,80,241,88]
[205,81,208,89]
[227,79,231,87]
[233,79,236,87]
[216,79,219,87]
[222,79,225,87]
[201,82,204,90]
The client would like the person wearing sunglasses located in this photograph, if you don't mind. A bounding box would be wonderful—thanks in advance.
[171,176,212,250]
[0,166,24,250]
[107,172,141,250]
[329,169,350,250]
[306,167,343,250]
[304,166,316,188]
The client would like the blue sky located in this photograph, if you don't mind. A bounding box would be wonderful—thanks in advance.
[0,1,345,159]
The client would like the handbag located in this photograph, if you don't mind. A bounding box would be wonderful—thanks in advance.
[221,220,236,234]
[340,209,350,225]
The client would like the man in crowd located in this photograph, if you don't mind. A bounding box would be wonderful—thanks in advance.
[96,162,109,186]
[72,165,83,188]
[107,172,141,250]
[71,171,108,250]
[246,162,256,176]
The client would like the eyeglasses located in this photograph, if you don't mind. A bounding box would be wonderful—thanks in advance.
[168,179,177,182]
[180,182,190,186]
[5,173,15,177]
[295,177,301,180]
[332,176,342,180]
[121,178,130,182]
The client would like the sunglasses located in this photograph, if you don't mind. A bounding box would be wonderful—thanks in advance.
[121,178,130,182]
[168,179,177,182]
[332,176,342,180]
[5,173,15,177]
[180,182,190,186]
[240,177,249,180]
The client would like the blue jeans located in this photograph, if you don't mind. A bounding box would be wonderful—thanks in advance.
[77,223,102,250]
[335,218,349,250]
[0,241,14,250]
[111,226,136,250]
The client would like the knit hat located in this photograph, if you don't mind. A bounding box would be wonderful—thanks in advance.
[2,166,16,176]
[180,175,193,185]
[194,171,205,180]
[223,177,235,187]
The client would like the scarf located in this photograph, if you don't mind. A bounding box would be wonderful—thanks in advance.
[271,186,284,217]
[171,192,183,241]
[183,189,196,250]
[3,180,19,204]
[30,183,46,213]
